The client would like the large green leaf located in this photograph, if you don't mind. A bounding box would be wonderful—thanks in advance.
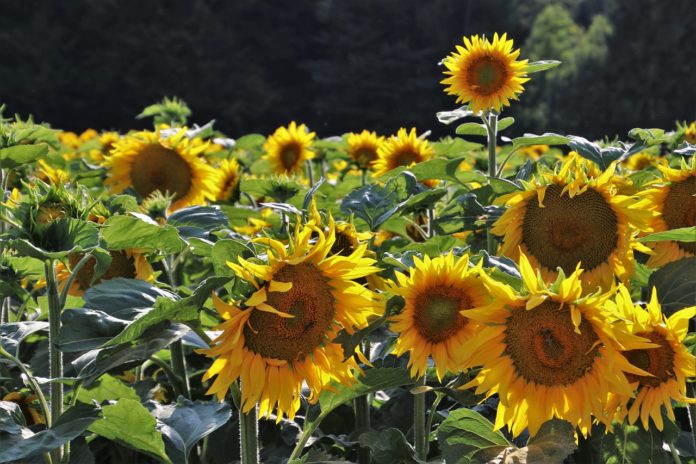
[0,144,48,168]
[147,397,232,464]
[637,227,696,243]
[166,206,229,240]
[358,428,422,464]
[211,239,251,276]
[436,408,511,464]
[455,117,514,137]
[600,422,671,464]
[0,402,101,463]
[10,218,99,259]
[89,398,171,464]
[511,133,570,149]
[648,257,696,316]
[101,214,184,253]
[76,374,140,404]
[525,60,562,74]
[0,321,48,356]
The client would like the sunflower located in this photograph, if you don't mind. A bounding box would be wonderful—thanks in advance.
[389,253,492,381]
[520,144,550,161]
[215,158,241,202]
[2,391,46,426]
[684,122,696,144]
[462,253,653,437]
[372,128,434,178]
[604,286,695,431]
[347,130,384,169]
[620,151,665,172]
[639,157,696,267]
[59,249,154,296]
[263,122,316,175]
[105,127,220,212]
[493,154,654,291]
[199,219,381,420]
[441,33,529,114]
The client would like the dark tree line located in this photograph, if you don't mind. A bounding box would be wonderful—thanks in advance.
[1,0,694,139]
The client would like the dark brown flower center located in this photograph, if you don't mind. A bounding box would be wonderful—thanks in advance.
[354,147,378,168]
[68,250,137,291]
[521,184,618,273]
[467,56,509,96]
[503,300,601,386]
[412,286,472,343]
[130,144,192,200]
[280,143,302,171]
[625,331,676,388]
[661,175,696,254]
[243,263,335,362]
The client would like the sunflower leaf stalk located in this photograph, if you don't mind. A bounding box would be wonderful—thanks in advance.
[413,375,428,460]
[688,382,696,456]
[354,340,372,464]
[44,260,63,463]
[239,404,259,464]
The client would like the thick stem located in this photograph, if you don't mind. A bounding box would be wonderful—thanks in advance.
[306,160,315,186]
[0,297,9,324]
[424,393,444,457]
[687,382,696,456]
[169,340,191,399]
[59,252,94,308]
[485,112,499,256]
[413,375,427,460]
[239,404,259,464]
[45,260,63,463]
[354,340,372,464]
[361,169,367,187]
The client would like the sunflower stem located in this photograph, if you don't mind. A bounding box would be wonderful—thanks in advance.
[668,442,682,464]
[0,344,52,429]
[354,340,372,464]
[414,374,427,460]
[306,160,315,186]
[239,404,259,464]
[170,340,191,399]
[361,169,367,187]
[424,392,444,457]
[687,382,696,455]
[59,251,94,308]
[484,112,499,256]
[45,259,63,464]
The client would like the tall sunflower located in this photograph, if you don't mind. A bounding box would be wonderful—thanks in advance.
[372,128,434,178]
[105,127,220,211]
[462,253,653,437]
[347,130,384,169]
[263,121,316,175]
[389,253,492,381]
[441,33,529,114]
[215,158,241,202]
[639,157,696,267]
[493,154,654,291]
[200,220,381,420]
[605,286,696,431]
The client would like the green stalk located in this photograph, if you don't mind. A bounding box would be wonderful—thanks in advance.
[58,252,94,308]
[687,382,696,456]
[306,160,315,186]
[413,375,427,460]
[361,169,367,187]
[239,404,259,464]
[484,112,499,256]
[354,340,371,464]
[169,340,191,399]
[424,392,444,457]
[0,344,52,428]
[44,260,63,463]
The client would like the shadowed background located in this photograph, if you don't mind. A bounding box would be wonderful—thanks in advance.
[1,0,695,139]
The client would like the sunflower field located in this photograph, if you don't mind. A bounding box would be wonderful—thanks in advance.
[1,33,695,464]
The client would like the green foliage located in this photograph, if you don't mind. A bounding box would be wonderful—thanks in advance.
[101,214,185,253]
[648,257,696,316]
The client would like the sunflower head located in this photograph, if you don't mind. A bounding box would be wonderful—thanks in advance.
[199,220,381,420]
[389,253,491,380]
[493,154,655,291]
[347,130,384,169]
[640,157,696,266]
[463,253,653,437]
[372,128,434,177]
[216,158,242,202]
[104,127,220,212]
[2,391,46,426]
[683,121,696,144]
[441,33,529,114]
[605,286,696,431]
[263,122,316,175]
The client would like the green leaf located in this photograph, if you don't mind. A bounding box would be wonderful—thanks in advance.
[456,122,487,137]
[0,401,25,433]
[211,239,250,276]
[10,218,100,259]
[0,321,48,357]
[76,374,140,404]
[638,227,696,243]
[402,235,460,257]
[0,403,101,463]
[647,257,696,316]
[404,157,485,185]
[525,60,562,74]
[628,128,668,146]
[148,397,232,464]
[511,133,570,149]
[340,179,407,231]
[502,420,576,464]
[0,144,48,168]
[102,276,228,348]
[166,206,229,240]
[89,398,171,464]
[101,215,184,253]
[436,408,511,464]
[358,428,422,464]
[600,422,671,464]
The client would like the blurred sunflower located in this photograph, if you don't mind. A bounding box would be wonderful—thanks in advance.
[620,151,665,172]
[462,253,652,437]
[200,220,381,420]
[441,33,529,114]
[373,128,434,177]
[263,121,316,175]
[493,154,654,291]
[684,122,696,144]
[58,249,154,296]
[605,286,696,431]
[347,130,384,169]
[215,158,241,202]
[389,253,491,381]
[36,159,69,186]
[520,144,550,161]
[2,391,45,426]
[639,158,696,267]
[105,127,220,211]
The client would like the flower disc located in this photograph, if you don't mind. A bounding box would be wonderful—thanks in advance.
[347,130,384,169]
[660,175,696,254]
